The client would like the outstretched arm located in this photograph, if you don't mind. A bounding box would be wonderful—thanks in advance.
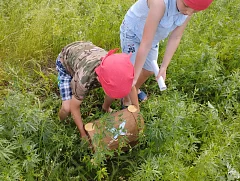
[157,16,192,80]
[133,0,166,86]
[102,94,115,113]
[129,86,139,110]
[70,96,87,138]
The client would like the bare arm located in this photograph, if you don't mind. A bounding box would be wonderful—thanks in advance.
[70,96,87,137]
[102,94,115,113]
[133,0,166,85]
[129,86,139,110]
[157,16,192,80]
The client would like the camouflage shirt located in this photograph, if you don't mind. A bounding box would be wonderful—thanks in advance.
[59,41,107,100]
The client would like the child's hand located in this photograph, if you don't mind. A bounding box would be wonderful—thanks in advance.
[102,106,113,113]
[157,67,166,81]
[81,135,93,150]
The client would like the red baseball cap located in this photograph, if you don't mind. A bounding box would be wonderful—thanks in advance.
[184,0,213,11]
[95,49,134,99]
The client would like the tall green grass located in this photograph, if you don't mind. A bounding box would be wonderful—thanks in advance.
[0,0,240,180]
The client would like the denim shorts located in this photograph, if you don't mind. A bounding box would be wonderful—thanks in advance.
[120,22,159,72]
[56,56,73,101]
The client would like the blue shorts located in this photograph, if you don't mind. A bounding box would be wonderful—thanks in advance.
[120,23,159,71]
[56,57,72,101]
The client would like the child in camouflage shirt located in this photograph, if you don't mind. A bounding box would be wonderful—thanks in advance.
[56,41,139,138]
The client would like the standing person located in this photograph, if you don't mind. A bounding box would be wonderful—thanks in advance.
[120,0,213,106]
[56,41,139,139]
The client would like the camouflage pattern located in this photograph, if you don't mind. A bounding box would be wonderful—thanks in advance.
[59,41,107,100]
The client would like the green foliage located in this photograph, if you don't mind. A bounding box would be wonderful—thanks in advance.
[0,0,240,180]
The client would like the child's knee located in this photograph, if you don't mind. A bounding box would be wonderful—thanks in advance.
[59,100,71,120]
[61,102,71,114]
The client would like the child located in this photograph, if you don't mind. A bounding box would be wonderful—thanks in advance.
[120,0,213,105]
[56,41,139,138]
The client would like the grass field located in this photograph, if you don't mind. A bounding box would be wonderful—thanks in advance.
[0,0,240,180]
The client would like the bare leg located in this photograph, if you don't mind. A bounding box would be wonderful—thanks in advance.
[59,99,71,120]
[135,68,154,91]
